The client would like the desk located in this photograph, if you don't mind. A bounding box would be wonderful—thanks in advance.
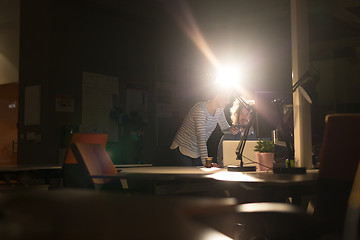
[117,166,318,181]
[114,164,152,168]
[0,165,62,188]
[118,167,318,204]
[208,169,318,205]
[0,189,236,240]
[118,166,222,177]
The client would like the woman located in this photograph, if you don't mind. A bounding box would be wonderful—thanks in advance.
[170,89,239,166]
[217,99,257,167]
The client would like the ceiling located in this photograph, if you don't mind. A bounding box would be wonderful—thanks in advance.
[309,0,360,56]
[85,0,360,58]
[0,0,19,25]
[1,0,360,85]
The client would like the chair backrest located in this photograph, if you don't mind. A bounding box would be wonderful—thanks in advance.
[64,133,108,164]
[316,113,360,235]
[319,113,360,180]
[343,161,360,240]
[70,142,118,185]
[62,133,108,188]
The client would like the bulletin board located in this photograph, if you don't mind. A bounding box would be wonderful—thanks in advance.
[80,72,119,142]
[126,85,148,123]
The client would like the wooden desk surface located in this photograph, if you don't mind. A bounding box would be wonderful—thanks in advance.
[118,166,222,175]
[118,166,318,183]
[0,165,63,187]
[207,169,319,184]
[0,164,62,172]
[114,163,152,168]
[117,167,318,203]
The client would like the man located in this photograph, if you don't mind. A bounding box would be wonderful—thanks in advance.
[217,99,257,167]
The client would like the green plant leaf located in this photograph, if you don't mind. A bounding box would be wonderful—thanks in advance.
[254,139,275,152]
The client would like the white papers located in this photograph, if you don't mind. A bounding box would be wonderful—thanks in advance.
[55,94,75,112]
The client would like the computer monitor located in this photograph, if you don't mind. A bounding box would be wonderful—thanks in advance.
[223,140,258,167]
[254,91,286,139]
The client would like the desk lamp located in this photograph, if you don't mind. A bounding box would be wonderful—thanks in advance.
[215,64,259,171]
[272,70,315,174]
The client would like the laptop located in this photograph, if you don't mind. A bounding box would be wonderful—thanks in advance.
[223,140,258,167]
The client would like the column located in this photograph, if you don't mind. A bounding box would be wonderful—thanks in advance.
[290,0,313,169]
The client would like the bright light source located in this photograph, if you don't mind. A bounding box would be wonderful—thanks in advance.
[215,65,240,87]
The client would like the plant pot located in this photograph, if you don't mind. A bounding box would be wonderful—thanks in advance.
[256,152,274,171]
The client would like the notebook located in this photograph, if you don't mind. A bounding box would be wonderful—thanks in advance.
[222,140,258,167]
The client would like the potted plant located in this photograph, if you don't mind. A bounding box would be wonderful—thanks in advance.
[254,139,275,171]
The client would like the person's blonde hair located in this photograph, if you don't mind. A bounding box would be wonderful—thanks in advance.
[230,99,242,124]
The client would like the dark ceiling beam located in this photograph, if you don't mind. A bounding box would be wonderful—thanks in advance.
[310,36,360,53]
[85,0,165,21]
[332,0,360,31]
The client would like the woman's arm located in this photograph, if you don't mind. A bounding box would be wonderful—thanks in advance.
[217,109,231,131]
[193,107,208,165]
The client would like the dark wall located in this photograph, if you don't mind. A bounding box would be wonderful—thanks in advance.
[18,0,167,164]
[17,0,294,165]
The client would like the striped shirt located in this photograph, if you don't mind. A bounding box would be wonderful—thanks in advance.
[170,102,230,164]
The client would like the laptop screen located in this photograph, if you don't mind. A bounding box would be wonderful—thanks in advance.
[222,140,258,167]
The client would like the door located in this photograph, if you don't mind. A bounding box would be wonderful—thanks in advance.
[0,82,18,165]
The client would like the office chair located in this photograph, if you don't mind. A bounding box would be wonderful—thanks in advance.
[69,142,125,191]
[343,159,360,240]
[62,133,108,188]
[63,133,108,164]
[318,113,360,180]
[315,113,360,237]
